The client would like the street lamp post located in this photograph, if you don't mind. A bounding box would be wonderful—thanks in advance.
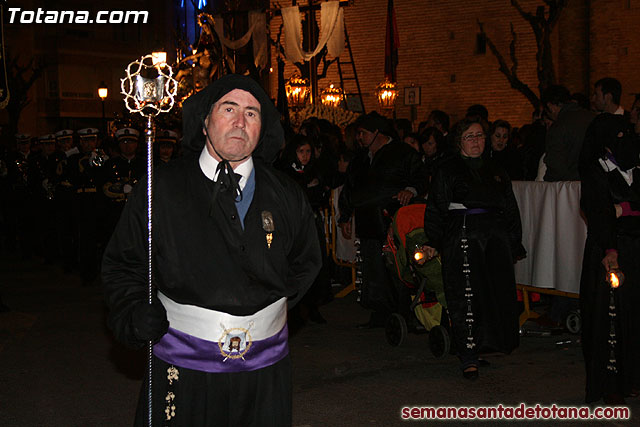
[98,82,108,136]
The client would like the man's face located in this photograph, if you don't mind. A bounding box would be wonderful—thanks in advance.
[17,141,30,154]
[79,137,97,153]
[119,139,138,156]
[42,141,56,156]
[57,137,73,152]
[356,127,377,149]
[591,85,608,112]
[204,89,262,163]
[158,143,174,161]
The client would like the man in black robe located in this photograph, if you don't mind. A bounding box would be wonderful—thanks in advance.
[579,112,640,404]
[102,74,321,426]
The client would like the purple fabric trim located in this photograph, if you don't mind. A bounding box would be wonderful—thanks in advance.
[619,201,640,217]
[605,151,620,167]
[153,325,289,373]
[450,208,492,215]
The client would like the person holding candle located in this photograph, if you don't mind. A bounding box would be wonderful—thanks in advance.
[420,118,525,380]
[579,112,640,404]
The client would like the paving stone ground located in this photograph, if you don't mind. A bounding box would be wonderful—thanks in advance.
[0,255,637,426]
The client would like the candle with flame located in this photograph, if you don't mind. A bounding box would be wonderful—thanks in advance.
[375,79,398,110]
[413,244,428,263]
[285,74,310,109]
[607,269,624,288]
[320,83,344,108]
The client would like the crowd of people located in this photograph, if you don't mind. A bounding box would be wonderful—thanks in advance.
[1,74,640,420]
[0,126,180,287]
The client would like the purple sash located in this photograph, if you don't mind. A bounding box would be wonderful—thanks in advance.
[450,208,492,215]
[154,324,289,373]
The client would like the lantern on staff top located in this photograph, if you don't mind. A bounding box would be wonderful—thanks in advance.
[375,79,398,110]
[285,74,310,109]
[321,83,344,108]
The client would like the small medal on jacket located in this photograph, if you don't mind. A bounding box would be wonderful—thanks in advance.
[261,211,275,248]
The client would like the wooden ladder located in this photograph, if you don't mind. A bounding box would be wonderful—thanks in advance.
[336,21,365,114]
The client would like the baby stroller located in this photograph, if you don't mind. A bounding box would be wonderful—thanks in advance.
[383,203,450,358]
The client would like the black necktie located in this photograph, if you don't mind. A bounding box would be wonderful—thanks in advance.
[209,160,243,217]
[215,161,243,199]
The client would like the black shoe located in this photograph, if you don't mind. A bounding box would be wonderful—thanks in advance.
[462,366,479,381]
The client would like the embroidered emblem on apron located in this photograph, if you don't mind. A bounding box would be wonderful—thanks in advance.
[218,322,254,361]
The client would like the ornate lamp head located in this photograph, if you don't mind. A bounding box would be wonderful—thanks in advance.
[121,54,178,117]
[320,83,344,108]
[285,74,310,110]
[375,79,398,111]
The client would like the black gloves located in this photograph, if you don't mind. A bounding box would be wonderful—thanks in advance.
[131,298,169,344]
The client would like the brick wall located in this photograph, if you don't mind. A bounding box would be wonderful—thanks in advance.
[589,0,640,109]
[270,0,547,128]
[558,0,590,95]
[269,0,639,128]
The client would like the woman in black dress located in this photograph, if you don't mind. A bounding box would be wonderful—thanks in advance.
[421,118,525,380]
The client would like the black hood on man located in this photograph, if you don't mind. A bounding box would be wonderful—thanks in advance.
[182,74,284,164]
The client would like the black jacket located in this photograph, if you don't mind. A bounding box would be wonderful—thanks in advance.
[544,103,595,181]
[338,140,427,239]
[486,146,524,181]
[102,152,321,347]
[579,113,640,250]
[423,155,524,257]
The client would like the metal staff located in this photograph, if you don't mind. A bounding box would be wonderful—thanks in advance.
[121,54,177,427]
[606,269,624,374]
